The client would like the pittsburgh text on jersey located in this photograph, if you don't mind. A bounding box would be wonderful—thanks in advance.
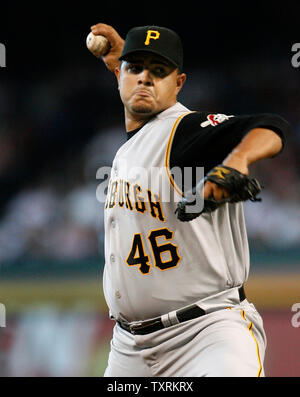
[105,178,165,223]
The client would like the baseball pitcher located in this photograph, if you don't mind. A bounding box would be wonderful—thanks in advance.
[89,23,290,377]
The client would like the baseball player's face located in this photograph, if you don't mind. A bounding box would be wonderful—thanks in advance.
[115,52,186,121]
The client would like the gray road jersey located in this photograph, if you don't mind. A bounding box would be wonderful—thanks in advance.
[103,102,250,322]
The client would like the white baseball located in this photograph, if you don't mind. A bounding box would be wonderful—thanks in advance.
[86,32,111,57]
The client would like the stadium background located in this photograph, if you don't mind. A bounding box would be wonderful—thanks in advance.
[0,2,299,376]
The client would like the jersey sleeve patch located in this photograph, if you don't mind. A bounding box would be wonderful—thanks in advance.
[200,113,235,128]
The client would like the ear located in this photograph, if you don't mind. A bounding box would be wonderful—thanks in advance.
[114,66,121,84]
[176,72,186,94]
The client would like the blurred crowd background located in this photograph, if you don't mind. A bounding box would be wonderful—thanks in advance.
[0,2,299,377]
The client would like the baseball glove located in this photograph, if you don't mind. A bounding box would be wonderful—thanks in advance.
[175,165,262,222]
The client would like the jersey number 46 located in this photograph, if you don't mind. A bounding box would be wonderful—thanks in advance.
[126,228,181,275]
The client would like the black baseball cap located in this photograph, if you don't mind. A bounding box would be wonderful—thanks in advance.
[119,26,183,71]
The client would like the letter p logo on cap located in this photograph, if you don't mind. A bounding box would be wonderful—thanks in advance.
[144,30,160,45]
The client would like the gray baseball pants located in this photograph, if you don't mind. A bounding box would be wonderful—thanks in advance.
[104,300,266,377]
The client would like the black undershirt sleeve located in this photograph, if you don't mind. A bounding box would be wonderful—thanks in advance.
[169,111,290,192]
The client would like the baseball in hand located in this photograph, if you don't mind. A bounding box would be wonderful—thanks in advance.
[86,32,111,57]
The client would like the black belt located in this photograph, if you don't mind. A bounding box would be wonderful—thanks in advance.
[118,286,246,335]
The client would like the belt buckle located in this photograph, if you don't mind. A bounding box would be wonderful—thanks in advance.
[129,322,143,334]
[129,319,160,334]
